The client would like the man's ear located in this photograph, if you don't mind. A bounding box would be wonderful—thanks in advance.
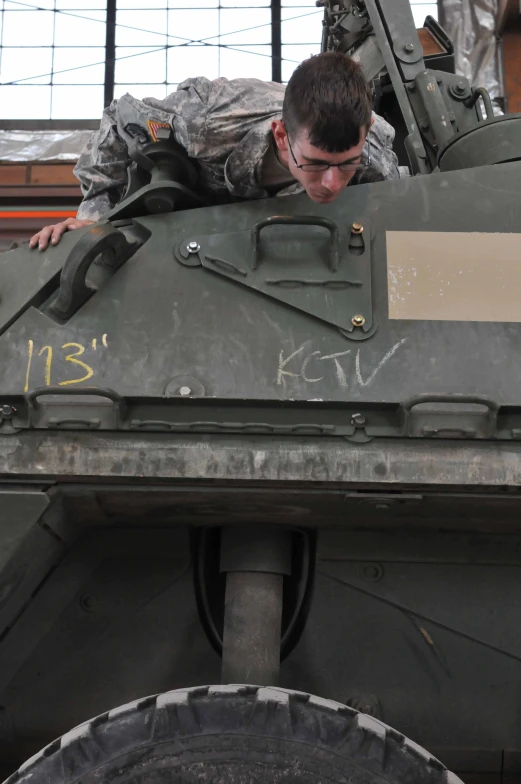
[272,119,288,152]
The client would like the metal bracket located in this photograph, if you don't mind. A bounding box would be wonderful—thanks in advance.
[177,215,374,337]
[46,223,142,323]
[344,411,374,443]
[0,404,20,434]
[104,180,205,221]
[104,140,206,220]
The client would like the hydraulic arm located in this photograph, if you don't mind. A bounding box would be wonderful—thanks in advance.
[319,0,508,174]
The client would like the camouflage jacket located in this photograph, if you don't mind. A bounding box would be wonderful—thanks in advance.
[75,76,409,221]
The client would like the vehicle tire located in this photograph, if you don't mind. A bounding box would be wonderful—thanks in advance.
[6,685,462,784]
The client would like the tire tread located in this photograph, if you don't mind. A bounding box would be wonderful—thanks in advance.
[5,685,462,784]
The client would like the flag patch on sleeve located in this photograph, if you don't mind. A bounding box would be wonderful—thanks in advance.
[147,120,172,142]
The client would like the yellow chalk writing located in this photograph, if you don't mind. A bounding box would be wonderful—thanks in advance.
[24,339,34,393]
[23,335,108,391]
[38,345,53,387]
[58,343,94,387]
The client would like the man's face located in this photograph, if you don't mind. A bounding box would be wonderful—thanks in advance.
[272,120,369,204]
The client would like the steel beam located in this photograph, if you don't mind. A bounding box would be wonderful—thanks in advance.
[104,0,117,107]
[3,432,521,489]
[271,0,282,83]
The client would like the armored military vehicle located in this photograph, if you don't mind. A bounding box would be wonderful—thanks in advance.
[1,0,520,781]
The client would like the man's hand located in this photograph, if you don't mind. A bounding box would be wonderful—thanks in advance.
[29,218,95,252]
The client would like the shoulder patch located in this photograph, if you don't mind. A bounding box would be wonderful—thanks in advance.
[147,120,172,142]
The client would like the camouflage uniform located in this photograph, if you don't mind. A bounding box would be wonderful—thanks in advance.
[75,76,409,222]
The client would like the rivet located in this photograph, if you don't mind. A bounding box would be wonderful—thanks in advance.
[80,594,96,612]
[351,222,363,235]
[352,314,365,327]
[187,241,200,254]
[451,80,468,99]
[363,563,384,582]
[179,386,192,396]
[351,413,366,427]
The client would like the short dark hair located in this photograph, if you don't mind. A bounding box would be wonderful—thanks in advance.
[282,52,372,153]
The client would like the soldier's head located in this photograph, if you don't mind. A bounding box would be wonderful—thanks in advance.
[273,51,373,203]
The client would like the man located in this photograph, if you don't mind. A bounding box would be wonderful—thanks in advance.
[31,51,407,251]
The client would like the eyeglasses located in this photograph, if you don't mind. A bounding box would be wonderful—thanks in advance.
[286,134,371,173]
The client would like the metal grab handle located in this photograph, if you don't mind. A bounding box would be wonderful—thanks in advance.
[26,385,123,407]
[251,215,340,272]
[46,418,101,429]
[26,385,127,425]
[422,426,477,438]
[47,223,133,322]
[402,393,498,437]
[465,87,494,121]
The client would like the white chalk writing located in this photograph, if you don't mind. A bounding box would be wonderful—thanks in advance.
[277,339,406,390]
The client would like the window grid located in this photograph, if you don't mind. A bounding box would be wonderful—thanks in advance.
[0,0,438,119]
[50,0,56,114]
[111,4,293,97]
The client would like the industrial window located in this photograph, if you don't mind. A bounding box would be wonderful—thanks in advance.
[0,0,438,119]
[0,0,107,119]
[113,0,276,101]
[409,0,438,27]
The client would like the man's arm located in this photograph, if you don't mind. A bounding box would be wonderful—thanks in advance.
[30,101,131,251]
[74,100,130,221]
[366,113,410,179]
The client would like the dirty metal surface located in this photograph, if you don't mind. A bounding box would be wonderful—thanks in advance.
[1,162,521,407]
[1,430,521,489]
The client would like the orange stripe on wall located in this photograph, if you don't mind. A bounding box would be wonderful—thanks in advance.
[0,211,76,219]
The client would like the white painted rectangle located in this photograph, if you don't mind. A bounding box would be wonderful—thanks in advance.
[387,230,521,322]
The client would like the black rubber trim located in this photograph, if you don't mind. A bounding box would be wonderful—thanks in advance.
[5,685,463,784]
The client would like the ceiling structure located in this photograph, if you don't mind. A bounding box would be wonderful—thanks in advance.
[0,0,438,120]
